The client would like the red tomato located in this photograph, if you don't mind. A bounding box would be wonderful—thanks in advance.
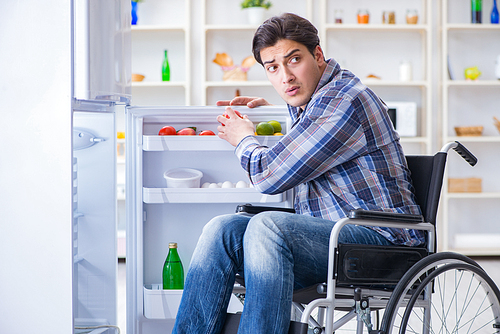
[158,126,176,135]
[199,130,216,136]
[223,110,243,119]
[177,128,196,135]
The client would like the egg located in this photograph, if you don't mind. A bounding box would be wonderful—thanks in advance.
[201,182,210,188]
[217,182,223,187]
[221,181,234,188]
[208,183,220,188]
[235,180,248,188]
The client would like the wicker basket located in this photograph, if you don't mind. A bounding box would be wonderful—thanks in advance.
[494,117,500,134]
[132,73,145,82]
[449,177,482,193]
[454,125,483,136]
[222,67,247,81]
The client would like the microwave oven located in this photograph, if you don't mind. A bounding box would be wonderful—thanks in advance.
[385,101,417,137]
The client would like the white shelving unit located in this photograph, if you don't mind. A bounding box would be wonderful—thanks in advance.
[200,0,313,105]
[440,0,500,255]
[319,0,433,155]
[130,0,191,105]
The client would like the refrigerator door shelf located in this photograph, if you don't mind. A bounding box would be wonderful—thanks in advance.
[143,285,243,320]
[143,135,283,151]
[143,285,182,320]
[143,187,284,204]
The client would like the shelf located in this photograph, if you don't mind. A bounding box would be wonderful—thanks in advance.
[132,81,188,88]
[445,24,500,31]
[361,80,429,87]
[143,187,284,204]
[324,24,430,31]
[142,135,282,151]
[143,285,182,320]
[445,136,500,143]
[444,80,500,87]
[132,25,186,32]
[400,136,430,143]
[204,81,272,87]
[446,192,500,199]
[204,24,259,31]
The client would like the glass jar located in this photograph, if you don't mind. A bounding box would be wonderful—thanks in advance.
[383,11,396,24]
[406,9,419,24]
[334,9,343,24]
[357,9,370,24]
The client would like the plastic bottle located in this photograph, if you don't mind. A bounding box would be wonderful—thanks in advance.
[162,242,184,289]
[491,0,499,24]
[471,0,482,23]
[162,50,170,82]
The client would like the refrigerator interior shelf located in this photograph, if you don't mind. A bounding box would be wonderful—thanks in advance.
[143,284,182,320]
[143,187,284,204]
[143,135,282,151]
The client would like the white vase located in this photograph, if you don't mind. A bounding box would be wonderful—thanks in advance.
[245,7,266,26]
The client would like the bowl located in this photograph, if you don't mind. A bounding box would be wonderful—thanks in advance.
[163,168,203,188]
[132,73,145,82]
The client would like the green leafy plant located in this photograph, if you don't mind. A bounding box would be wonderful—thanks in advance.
[241,0,272,9]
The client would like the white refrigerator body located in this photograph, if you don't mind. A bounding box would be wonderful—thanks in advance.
[126,106,293,334]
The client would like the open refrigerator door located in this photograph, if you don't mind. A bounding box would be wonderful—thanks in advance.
[126,106,294,334]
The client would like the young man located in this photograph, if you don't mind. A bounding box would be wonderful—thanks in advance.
[172,13,423,334]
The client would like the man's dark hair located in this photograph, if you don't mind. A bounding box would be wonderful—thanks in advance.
[252,13,321,66]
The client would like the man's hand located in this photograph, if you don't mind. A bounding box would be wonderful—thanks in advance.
[216,96,271,108]
[216,107,255,147]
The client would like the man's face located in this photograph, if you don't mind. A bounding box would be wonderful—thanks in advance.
[260,39,326,110]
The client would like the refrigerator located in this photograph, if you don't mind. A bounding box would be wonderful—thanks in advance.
[71,1,294,333]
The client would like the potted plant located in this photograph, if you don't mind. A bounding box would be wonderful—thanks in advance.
[240,0,272,25]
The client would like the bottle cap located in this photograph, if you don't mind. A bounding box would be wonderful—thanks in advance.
[169,242,178,248]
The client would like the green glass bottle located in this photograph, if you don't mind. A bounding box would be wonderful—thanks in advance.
[162,242,184,289]
[162,50,170,81]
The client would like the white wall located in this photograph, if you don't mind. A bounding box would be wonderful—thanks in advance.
[0,1,74,333]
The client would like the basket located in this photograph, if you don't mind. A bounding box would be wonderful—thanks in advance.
[448,177,482,193]
[494,117,500,134]
[132,73,145,82]
[222,67,248,81]
[454,125,483,136]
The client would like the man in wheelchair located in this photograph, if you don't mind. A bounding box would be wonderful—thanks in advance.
[172,13,496,334]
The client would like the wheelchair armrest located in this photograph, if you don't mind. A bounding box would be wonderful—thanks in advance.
[235,204,296,215]
[348,209,424,224]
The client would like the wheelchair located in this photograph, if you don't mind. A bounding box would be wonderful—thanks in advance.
[223,141,500,334]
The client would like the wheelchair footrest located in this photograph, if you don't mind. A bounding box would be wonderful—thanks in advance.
[221,313,308,334]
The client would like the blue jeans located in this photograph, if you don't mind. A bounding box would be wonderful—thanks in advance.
[172,211,392,334]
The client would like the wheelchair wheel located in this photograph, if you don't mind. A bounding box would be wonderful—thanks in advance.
[380,252,500,334]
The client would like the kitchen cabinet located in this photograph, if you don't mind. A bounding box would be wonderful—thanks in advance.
[440,0,500,255]
[319,0,434,155]
[130,0,191,106]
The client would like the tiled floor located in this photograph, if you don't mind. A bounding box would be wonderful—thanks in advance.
[116,257,500,334]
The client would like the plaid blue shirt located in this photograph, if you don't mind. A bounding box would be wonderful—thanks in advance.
[235,59,424,246]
